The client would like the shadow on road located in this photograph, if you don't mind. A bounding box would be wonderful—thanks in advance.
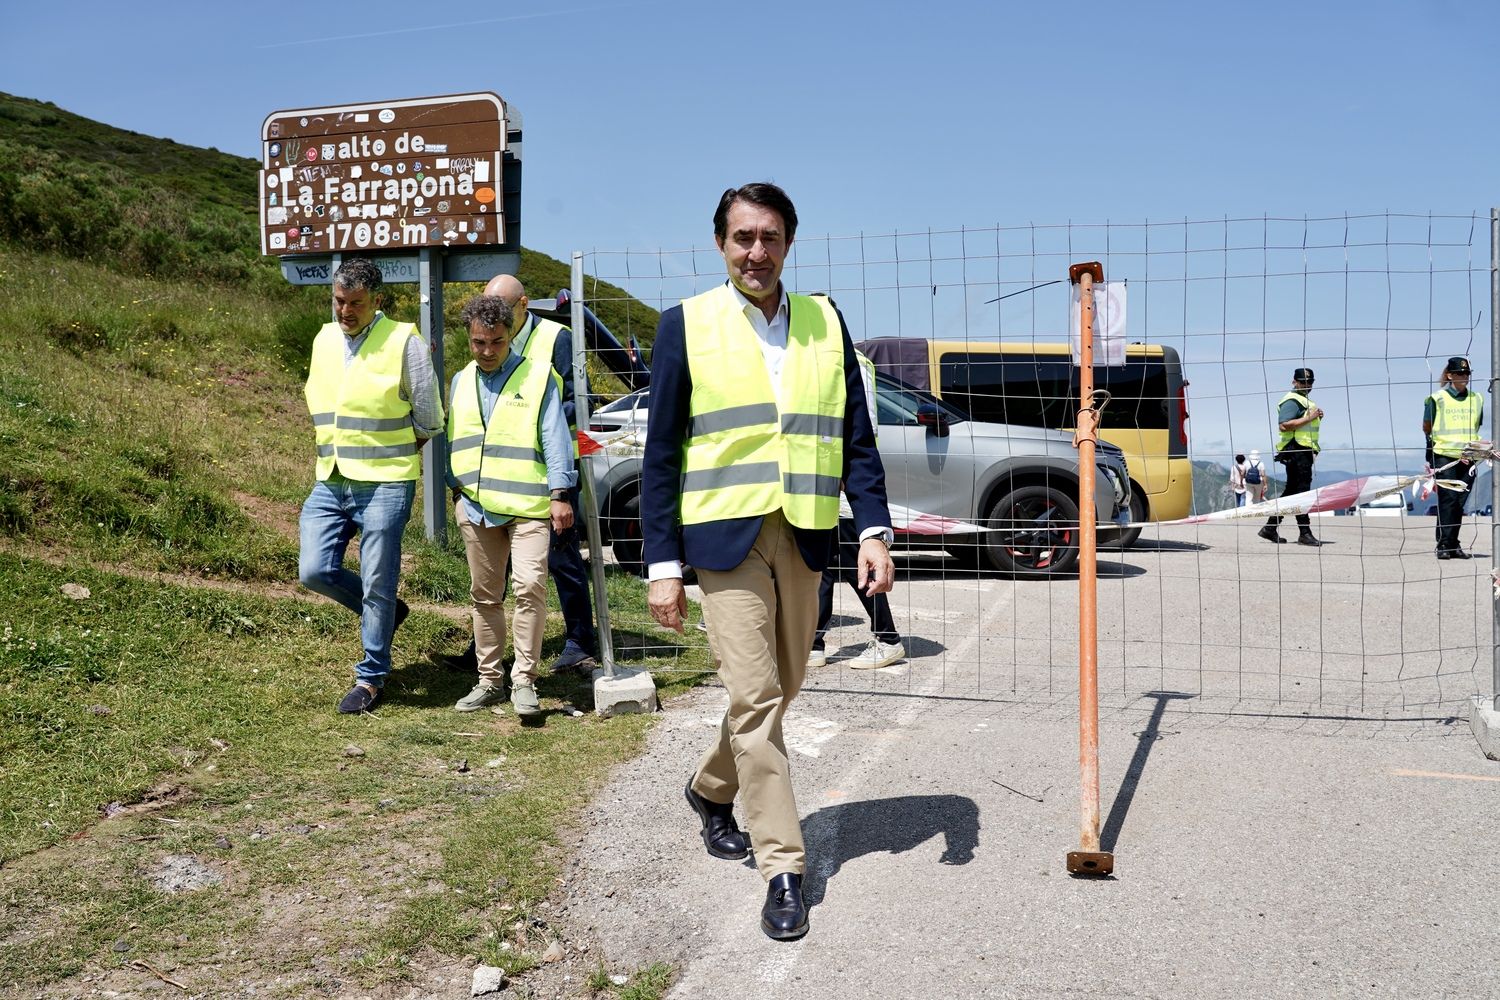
[1099,690,1194,853]
[798,794,980,907]
[895,558,1150,582]
[1114,538,1211,553]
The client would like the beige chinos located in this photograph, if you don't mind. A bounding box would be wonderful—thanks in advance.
[455,503,552,687]
[690,509,822,880]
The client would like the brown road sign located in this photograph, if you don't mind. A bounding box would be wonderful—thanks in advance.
[260,93,507,256]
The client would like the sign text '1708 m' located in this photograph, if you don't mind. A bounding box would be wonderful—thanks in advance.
[324,220,430,249]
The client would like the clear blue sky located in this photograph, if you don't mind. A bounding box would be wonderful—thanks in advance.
[4,0,1497,464]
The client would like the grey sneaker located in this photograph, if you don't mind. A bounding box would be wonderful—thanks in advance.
[848,639,906,670]
[455,683,505,713]
[510,682,541,717]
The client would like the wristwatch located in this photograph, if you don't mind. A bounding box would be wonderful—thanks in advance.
[549,489,569,501]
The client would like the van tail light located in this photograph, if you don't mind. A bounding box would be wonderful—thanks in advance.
[1176,384,1189,448]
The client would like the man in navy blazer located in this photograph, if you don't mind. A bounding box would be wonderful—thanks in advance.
[643,182,894,940]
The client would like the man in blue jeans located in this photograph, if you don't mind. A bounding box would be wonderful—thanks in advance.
[298,258,445,713]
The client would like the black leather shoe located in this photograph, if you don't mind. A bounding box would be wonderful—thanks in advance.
[1451,547,1472,560]
[1257,526,1286,544]
[337,682,382,714]
[434,640,479,672]
[1296,533,1323,547]
[761,873,808,940]
[684,783,750,860]
[1437,548,1454,560]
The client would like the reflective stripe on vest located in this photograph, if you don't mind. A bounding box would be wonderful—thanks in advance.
[1429,389,1482,458]
[679,286,845,529]
[1274,390,1320,453]
[521,316,580,460]
[303,316,420,482]
[855,349,878,445]
[447,357,554,519]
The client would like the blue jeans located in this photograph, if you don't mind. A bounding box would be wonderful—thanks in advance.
[298,478,415,688]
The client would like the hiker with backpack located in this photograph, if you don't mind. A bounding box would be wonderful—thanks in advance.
[1243,449,1267,503]
[1230,450,1268,508]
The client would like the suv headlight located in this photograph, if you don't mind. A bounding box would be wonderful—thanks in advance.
[1097,463,1126,505]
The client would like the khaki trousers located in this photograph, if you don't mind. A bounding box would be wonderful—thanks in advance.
[691,510,822,880]
[456,503,551,687]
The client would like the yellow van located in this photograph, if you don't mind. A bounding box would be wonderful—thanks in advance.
[859,339,1192,541]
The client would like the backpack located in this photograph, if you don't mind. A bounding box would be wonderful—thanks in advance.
[1244,461,1262,485]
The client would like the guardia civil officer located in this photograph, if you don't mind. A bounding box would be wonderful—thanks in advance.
[1423,356,1484,559]
[642,183,894,940]
[1259,367,1323,546]
[298,258,444,713]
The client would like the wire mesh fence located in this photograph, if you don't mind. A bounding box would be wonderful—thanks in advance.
[574,211,1496,720]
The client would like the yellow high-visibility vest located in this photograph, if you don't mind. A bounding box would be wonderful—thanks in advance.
[679,285,845,529]
[304,316,420,481]
[521,316,580,460]
[1275,390,1320,453]
[1428,389,1482,459]
[447,357,555,519]
[855,349,878,444]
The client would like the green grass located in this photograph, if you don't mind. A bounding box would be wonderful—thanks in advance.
[0,552,709,990]
[587,959,676,1000]
[0,250,317,576]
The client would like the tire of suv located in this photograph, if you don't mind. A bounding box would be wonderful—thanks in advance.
[983,485,1080,576]
[610,494,645,577]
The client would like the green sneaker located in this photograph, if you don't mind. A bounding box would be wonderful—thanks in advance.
[455,683,505,713]
[510,682,541,717]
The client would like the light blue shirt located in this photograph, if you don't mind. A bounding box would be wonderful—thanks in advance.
[446,348,576,528]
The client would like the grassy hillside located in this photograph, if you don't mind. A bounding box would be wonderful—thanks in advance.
[0,90,660,346]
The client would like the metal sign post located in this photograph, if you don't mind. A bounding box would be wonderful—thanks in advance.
[1067,260,1113,878]
[573,252,617,678]
[418,248,446,546]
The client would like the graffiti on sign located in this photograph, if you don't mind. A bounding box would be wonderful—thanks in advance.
[258,93,507,257]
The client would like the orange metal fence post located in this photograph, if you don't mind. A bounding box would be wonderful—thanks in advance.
[1066,260,1114,877]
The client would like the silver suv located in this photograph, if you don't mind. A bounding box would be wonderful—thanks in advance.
[585,373,1130,577]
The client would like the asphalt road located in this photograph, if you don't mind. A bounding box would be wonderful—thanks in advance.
[569,518,1499,999]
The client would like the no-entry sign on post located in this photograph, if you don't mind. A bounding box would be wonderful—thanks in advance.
[259,93,508,256]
